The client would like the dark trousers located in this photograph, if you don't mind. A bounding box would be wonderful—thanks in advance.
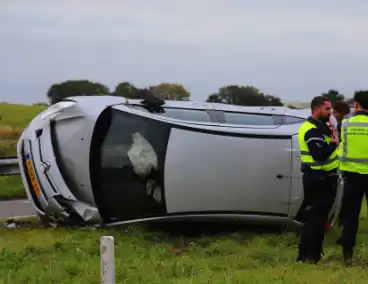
[298,171,338,261]
[338,172,368,252]
[339,185,368,226]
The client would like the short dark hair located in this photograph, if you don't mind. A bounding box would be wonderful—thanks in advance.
[311,96,330,111]
[333,100,350,115]
[354,90,368,110]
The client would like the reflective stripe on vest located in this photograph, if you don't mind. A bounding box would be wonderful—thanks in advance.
[300,150,338,166]
[338,114,368,175]
[298,121,338,171]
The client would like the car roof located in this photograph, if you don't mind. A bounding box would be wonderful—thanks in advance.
[124,98,215,110]
[124,98,310,117]
[66,95,310,118]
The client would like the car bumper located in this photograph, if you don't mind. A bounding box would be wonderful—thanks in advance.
[16,120,102,225]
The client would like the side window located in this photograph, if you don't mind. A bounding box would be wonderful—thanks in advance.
[223,112,275,125]
[100,111,170,169]
[130,105,212,122]
[207,110,226,123]
[272,115,283,125]
[282,116,306,125]
[159,108,212,122]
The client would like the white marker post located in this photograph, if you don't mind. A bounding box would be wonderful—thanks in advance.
[100,236,115,284]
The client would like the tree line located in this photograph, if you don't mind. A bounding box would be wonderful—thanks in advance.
[46,80,367,108]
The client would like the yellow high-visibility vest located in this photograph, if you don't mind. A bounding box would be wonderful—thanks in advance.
[338,114,368,174]
[298,120,338,171]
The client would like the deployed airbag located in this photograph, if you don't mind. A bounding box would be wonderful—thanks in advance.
[127,132,158,177]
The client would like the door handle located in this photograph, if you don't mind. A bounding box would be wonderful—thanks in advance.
[276,174,302,179]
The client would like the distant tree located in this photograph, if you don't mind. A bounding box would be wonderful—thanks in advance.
[113,82,140,98]
[206,85,283,106]
[321,89,345,106]
[149,83,190,100]
[264,94,283,106]
[32,102,48,107]
[206,94,223,103]
[47,80,109,104]
[287,104,300,109]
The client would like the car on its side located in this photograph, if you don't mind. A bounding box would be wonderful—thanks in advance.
[16,95,343,228]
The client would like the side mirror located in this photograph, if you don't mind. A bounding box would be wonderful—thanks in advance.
[139,89,165,113]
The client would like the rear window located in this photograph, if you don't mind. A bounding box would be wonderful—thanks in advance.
[223,112,275,125]
[130,105,212,122]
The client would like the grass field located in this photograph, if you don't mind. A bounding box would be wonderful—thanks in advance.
[0,102,46,200]
[0,176,27,200]
[0,102,46,130]
[1,213,368,284]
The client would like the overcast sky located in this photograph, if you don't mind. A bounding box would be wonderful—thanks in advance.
[1,0,368,104]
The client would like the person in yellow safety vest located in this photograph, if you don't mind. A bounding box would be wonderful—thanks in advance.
[297,96,339,264]
[335,91,368,265]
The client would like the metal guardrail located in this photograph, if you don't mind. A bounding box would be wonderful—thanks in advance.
[0,156,20,176]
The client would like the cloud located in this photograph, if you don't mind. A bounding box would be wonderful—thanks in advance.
[1,0,368,103]
[2,0,368,48]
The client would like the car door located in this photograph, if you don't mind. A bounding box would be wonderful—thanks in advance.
[164,125,292,216]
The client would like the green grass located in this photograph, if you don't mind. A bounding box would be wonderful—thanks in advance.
[0,102,46,200]
[0,102,46,156]
[0,102,46,130]
[0,140,17,157]
[1,213,368,284]
[0,176,26,200]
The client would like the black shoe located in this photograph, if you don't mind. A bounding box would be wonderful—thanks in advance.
[296,251,321,264]
[311,254,322,265]
[297,258,319,265]
[296,251,306,262]
[336,237,342,245]
[343,249,353,266]
[310,248,323,264]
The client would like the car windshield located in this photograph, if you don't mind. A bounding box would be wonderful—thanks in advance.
[90,107,171,223]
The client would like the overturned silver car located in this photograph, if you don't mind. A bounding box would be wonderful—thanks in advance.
[16,95,343,228]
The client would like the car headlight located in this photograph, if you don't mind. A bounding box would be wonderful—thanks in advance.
[40,101,77,120]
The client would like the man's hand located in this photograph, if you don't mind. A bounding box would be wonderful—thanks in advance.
[329,126,340,145]
[331,134,340,145]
